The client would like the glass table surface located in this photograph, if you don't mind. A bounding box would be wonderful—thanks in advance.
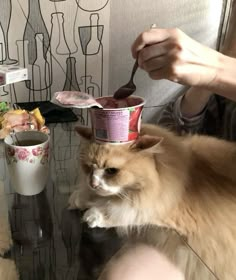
[0,122,218,280]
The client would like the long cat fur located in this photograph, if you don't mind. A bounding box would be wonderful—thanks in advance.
[69,123,236,280]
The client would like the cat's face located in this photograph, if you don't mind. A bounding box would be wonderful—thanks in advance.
[77,128,163,197]
[80,142,147,196]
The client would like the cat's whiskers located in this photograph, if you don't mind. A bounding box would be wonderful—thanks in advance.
[115,193,124,201]
[116,191,133,203]
[157,158,169,169]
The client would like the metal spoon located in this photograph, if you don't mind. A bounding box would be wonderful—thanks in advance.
[10,130,21,146]
[113,59,139,100]
[113,24,158,100]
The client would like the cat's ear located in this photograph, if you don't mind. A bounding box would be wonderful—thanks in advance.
[129,135,164,153]
[75,126,93,141]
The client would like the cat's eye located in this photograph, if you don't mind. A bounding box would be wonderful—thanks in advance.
[105,168,119,175]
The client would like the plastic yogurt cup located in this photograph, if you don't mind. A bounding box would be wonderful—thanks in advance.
[51,91,146,144]
[89,95,145,144]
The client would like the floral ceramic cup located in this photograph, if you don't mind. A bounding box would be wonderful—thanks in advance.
[4,131,50,196]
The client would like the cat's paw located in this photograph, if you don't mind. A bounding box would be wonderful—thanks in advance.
[83,207,107,228]
[68,190,85,210]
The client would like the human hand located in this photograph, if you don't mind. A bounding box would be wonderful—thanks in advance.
[131,28,223,88]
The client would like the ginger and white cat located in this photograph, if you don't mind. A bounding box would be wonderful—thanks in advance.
[69,123,236,280]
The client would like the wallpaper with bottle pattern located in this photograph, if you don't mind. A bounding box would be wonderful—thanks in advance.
[0,0,110,124]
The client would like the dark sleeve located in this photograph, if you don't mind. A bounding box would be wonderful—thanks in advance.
[158,94,222,136]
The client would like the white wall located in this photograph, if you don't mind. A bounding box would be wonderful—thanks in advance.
[109,0,226,122]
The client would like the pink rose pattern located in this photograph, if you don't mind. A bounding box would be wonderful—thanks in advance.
[32,146,43,156]
[6,144,49,164]
[16,148,30,160]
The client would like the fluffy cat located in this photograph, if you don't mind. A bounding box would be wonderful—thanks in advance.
[68,123,236,280]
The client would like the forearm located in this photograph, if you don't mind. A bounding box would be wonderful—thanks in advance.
[180,88,212,118]
[209,54,236,102]
[159,93,208,135]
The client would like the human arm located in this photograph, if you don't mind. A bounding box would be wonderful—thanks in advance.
[159,90,222,136]
[131,28,236,103]
[180,87,212,118]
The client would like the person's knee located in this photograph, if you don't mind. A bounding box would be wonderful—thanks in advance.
[99,244,185,280]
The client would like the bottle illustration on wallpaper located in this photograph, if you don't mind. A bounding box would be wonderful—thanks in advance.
[0,0,109,108]
[16,39,31,87]
[0,0,18,64]
[86,14,102,56]
[14,40,31,102]
[76,0,109,12]
[31,33,51,101]
[63,57,80,91]
[23,0,52,99]
[23,0,50,65]
[0,28,6,63]
[63,56,84,123]
[78,75,100,125]
[16,40,29,69]
[78,76,99,98]
[79,13,103,97]
[50,13,70,55]
[49,0,79,55]
[50,12,70,94]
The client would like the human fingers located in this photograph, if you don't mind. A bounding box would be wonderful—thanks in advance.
[131,28,172,59]
[137,39,178,70]
[139,44,189,83]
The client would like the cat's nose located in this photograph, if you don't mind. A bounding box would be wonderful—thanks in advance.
[90,175,100,189]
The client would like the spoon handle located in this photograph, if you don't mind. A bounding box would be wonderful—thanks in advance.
[130,59,139,81]
[129,25,156,81]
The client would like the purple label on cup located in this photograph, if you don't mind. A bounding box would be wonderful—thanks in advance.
[91,110,130,142]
